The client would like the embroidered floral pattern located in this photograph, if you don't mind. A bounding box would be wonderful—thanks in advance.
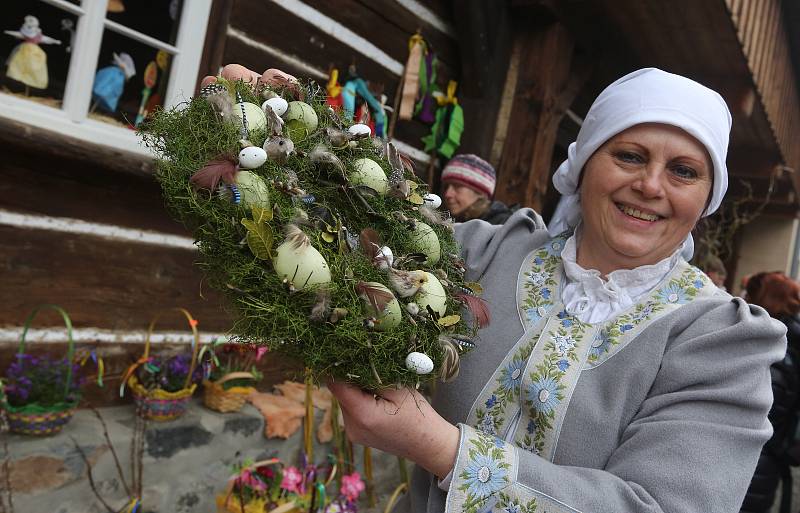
[519,310,589,455]
[519,233,568,328]
[587,266,708,365]
[458,430,511,513]
[497,493,538,513]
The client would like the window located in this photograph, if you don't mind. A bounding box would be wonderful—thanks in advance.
[0,0,211,157]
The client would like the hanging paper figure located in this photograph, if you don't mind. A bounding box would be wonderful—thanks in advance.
[342,65,385,132]
[326,67,343,110]
[92,52,136,113]
[4,15,62,92]
[60,19,75,54]
[134,60,158,126]
[415,51,439,124]
[107,0,126,13]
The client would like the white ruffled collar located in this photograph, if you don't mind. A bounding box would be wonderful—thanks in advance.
[560,227,684,323]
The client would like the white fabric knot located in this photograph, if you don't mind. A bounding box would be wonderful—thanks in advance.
[560,230,682,324]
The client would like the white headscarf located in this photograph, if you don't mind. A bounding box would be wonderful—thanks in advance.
[548,68,732,260]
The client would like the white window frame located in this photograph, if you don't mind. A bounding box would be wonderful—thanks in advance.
[0,0,212,158]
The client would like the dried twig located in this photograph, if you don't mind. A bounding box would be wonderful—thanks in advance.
[70,436,116,513]
[88,406,132,498]
[0,431,13,513]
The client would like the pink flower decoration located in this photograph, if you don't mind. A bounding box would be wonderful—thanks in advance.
[340,472,365,501]
[256,346,268,361]
[238,469,266,493]
[280,466,304,494]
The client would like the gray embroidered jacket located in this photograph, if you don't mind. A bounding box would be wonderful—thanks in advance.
[403,208,786,513]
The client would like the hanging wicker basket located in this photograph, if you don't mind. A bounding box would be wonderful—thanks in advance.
[2,305,79,436]
[124,308,200,422]
[202,371,257,413]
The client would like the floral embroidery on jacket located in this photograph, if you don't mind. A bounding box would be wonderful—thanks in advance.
[457,429,512,512]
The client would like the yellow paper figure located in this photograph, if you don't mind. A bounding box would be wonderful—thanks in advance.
[4,15,61,91]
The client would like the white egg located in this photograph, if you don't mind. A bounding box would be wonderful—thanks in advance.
[375,246,394,270]
[350,158,389,195]
[405,352,434,375]
[262,97,289,117]
[423,193,442,209]
[238,146,267,169]
[234,102,268,133]
[347,123,372,137]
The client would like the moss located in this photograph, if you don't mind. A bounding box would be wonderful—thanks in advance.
[139,80,474,390]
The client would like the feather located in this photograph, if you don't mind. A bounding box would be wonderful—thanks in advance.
[438,336,461,382]
[205,91,236,123]
[309,290,331,323]
[355,281,395,313]
[386,142,405,185]
[418,205,453,228]
[359,228,381,260]
[310,144,346,177]
[455,293,491,328]
[284,224,310,251]
[264,104,285,136]
[399,153,415,175]
[190,156,238,190]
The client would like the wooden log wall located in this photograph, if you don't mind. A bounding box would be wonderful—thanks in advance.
[0,1,461,407]
[726,0,800,175]
[202,0,461,170]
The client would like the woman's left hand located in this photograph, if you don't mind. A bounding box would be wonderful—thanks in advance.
[328,382,459,479]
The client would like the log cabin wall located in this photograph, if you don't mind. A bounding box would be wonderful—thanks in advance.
[0,0,461,407]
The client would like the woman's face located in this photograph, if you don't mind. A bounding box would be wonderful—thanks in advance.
[442,182,484,217]
[578,123,713,272]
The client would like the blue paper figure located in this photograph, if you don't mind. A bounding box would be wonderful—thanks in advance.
[342,66,386,136]
[92,52,136,113]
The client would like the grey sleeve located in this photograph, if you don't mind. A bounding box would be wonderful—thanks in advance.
[445,298,787,513]
[454,208,545,282]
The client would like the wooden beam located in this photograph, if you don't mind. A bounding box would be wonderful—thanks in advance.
[196,0,234,87]
[495,21,591,212]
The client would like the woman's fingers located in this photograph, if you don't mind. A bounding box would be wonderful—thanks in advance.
[199,65,298,92]
[221,63,262,84]
[262,68,298,86]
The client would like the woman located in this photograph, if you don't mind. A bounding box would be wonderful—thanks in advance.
[205,66,786,512]
[741,272,800,513]
[440,154,517,224]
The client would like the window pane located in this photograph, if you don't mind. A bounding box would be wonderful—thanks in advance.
[89,29,173,128]
[1,1,77,107]
[106,0,182,46]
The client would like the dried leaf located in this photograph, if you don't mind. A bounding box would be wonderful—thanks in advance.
[246,391,306,439]
[241,218,274,260]
[438,314,461,327]
[252,205,273,223]
[407,192,425,205]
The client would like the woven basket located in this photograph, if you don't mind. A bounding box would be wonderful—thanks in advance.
[202,372,256,413]
[2,305,79,436]
[124,308,200,422]
[216,460,299,513]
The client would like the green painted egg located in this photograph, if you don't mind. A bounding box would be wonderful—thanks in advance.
[273,241,332,290]
[409,222,441,265]
[233,102,267,133]
[235,171,270,208]
[361,282,401,331]
[284,101,318,142]
[350,158,389,195]
[414,272,447,317]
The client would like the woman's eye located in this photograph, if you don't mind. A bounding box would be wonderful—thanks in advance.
[671,164,698,179]
[615,151,643,164]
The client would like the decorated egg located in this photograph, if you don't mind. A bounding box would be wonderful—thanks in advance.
[409,222,441,265]
[414,272,447,317]
[262,97,288,117]
[347,123,372,137]
[360,282,401,331]
[233,102,267,133]
[423,193,442,209]
[405,352,434,375]
[284,101,318,142]
[235,171,270,208]
[238,146,268,169]
[350,158,389,195]
[273,241,332,290]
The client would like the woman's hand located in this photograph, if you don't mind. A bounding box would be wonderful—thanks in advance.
[328,381,459,479]
[201,64,298,90]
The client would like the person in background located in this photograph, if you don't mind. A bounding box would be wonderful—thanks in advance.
[440,154,516,224]
[741,271,800,513]
[704,253,728,289]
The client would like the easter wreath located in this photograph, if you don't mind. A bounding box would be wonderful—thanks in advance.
[139,79,486,390]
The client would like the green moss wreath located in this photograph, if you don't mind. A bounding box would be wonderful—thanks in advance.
[139,79,485,390]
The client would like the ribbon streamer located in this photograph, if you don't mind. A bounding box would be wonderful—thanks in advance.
[399,34,425,120]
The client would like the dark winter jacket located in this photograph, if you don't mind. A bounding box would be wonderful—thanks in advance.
[740,314,800,513]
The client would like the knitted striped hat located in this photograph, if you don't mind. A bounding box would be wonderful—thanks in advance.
[440,154,496,198]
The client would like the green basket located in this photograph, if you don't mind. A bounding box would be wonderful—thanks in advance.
[3,305,79,436]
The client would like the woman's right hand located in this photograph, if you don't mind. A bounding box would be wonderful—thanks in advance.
[200,64,298,89]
